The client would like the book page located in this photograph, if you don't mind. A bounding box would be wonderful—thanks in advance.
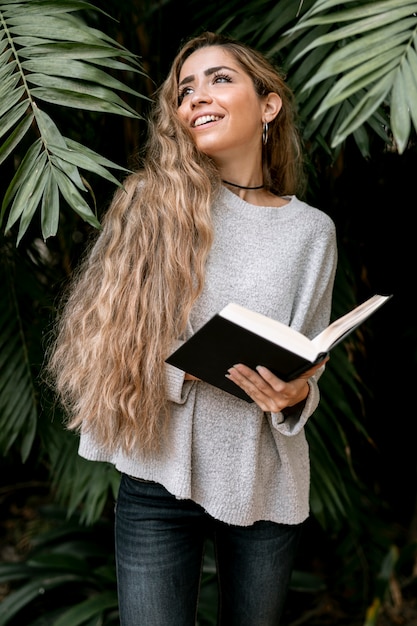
[311,294,391,353]
[220,303,318,361]
[220,294,391,363]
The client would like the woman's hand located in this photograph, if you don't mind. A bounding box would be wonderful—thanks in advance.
[225,358,328,413]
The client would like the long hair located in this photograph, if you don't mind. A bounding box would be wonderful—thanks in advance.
[46,32,304,454]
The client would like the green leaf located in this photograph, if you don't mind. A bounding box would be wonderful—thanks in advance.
[0,112,34,170]
[33,107,87,190]
[0,0,98,15]
[0,68,20,95]
[0,575,90,626]
[291,1,417,33]
[49,143,126,188]
[313,57,398,115]
[28,553,92,573]
[15,158,50,245]
[303,31,411,89]
[17,41,137,62]
[2,139,42,222]
[0,37,10,55]
[41,174,59,239]
[0,562,32,584]
[66,138,128,172]
[7,15,104,44]
[352,125,371,159]
[53,591,118,626]
[0,47,14,68]
[0,100,31,142]
[391,67,410,153]
[49,155,87,195]
[0,56,17,81]
[0,85,26,119]
[52,166,101,229]
[290,6,417,59]
[22,57,141,97]
[5,152,47,232]
[331,72,394,147]
[0,254,38,462]
[403,47,417,132]
[32,105,67,148]
[30,84,140,117]
[285,22,332,69]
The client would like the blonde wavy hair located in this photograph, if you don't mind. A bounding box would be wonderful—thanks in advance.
[47,31,305,454]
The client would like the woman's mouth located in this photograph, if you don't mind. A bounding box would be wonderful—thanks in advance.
[193,115,221,128]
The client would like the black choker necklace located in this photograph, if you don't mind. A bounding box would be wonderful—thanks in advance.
[222,179,264,190]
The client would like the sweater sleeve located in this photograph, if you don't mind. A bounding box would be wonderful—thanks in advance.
[290,213,338,339]
[269,209,337,435]
[270,374,321,435]
[165,337,196,404]
[165,363,196,404]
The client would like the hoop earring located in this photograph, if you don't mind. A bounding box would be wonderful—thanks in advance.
[262,121,269,145]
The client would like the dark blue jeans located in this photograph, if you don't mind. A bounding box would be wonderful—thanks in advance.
[115,474,302,626]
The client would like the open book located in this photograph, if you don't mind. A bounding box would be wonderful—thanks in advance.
[166,294,392,402]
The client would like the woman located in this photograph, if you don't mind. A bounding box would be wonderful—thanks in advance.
[48,31,337,626]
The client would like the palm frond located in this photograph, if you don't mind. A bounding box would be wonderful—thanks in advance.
[0,240,37,462]
[0,0,150,243]
[46,422,120,525]
[0,506,118,626]
[285,0,417,152]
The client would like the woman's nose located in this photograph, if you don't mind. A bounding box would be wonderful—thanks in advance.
[190,87,213,107]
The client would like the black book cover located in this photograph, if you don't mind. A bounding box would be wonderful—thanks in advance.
[166,315,325,402]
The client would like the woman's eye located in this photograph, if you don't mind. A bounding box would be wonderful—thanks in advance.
[178,87,193,105]
[213,73,232,84]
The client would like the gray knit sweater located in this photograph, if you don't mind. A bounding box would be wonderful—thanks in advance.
[79,187,337,526]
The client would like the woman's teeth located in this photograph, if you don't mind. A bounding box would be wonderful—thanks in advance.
[194,115,221,127]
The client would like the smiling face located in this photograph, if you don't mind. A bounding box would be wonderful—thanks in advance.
[176,46,273,167]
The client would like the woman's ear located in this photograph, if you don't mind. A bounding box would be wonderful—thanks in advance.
[263,92,282,123]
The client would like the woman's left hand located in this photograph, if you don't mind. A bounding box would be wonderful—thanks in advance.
[225,359,328,413]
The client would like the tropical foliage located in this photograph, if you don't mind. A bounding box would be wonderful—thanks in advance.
[0,0,148,244]
[1,0,416,624]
